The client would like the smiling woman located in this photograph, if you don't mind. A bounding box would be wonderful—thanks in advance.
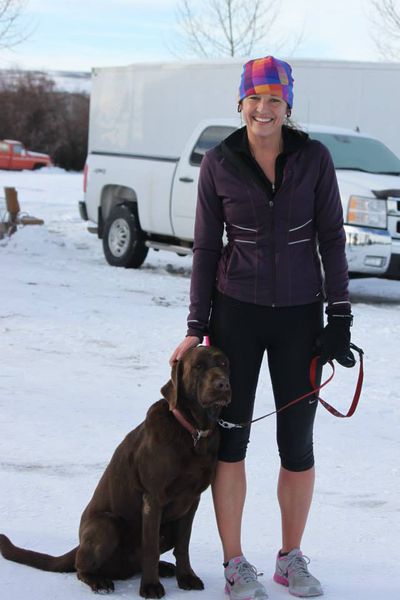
[171,54,355,600]
[241,95,287,140]
[236,56,294,184]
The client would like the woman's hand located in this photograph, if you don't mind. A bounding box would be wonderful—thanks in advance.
[169,336,201,365]
[317,315,355,367]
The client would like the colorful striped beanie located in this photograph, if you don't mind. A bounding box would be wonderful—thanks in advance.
[238,56,294,108]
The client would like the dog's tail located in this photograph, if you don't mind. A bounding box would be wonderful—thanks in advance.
[0,534,77,572]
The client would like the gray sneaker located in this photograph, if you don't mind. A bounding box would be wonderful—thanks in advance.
[273,549,323,597]
[224,555,268,599]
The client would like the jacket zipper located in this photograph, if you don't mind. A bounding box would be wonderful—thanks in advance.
[246,155,290,308]
[269,183,276,307]
[269,164,291,307]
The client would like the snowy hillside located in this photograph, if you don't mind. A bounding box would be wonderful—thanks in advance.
[0,69,91,94]
[0,169,399,599]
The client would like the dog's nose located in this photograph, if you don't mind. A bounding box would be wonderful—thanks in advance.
[213,378,230,392]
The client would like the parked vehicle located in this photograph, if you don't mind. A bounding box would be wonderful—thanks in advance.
[0,140,52,171]
[80,61,400,278]
[307,125,400,278]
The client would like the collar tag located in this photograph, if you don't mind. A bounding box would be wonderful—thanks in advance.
[192,429,211,446]
[172,408,211,446]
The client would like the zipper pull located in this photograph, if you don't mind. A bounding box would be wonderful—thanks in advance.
[269,200,274,208]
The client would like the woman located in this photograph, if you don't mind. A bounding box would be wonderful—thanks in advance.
[170,56,353,600]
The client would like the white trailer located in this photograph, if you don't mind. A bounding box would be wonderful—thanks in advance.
[80,59,400,277]
[88,58,400,158]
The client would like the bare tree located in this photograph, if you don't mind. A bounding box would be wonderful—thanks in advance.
[175,0,291,58]
[369,0,400,59]
[0,0,29,50]
[0,70,90,171]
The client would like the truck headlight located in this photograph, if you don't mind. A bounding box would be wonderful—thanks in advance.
[347,196,387,229]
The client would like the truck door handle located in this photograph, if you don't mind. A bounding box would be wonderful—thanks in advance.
[179,177,194,183]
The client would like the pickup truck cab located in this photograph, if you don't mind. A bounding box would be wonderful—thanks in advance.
[0,140,52,171]
[81,119,400,278]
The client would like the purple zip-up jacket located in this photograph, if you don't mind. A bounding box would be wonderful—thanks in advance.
[187,126,349,340]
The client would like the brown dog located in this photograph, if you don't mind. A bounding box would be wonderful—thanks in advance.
[0,346,230,598]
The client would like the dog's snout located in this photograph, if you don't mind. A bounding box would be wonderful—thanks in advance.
[213,377,230,393]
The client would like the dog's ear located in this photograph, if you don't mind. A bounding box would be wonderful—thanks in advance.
[161,359,182,410]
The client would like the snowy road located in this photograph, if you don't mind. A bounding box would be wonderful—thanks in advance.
[0,170,399,599]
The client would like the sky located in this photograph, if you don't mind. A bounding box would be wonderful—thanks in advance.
[0,0,390,72]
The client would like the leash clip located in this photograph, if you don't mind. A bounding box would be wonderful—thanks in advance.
[217,418,243,430]
[192,429,211,446]
[192,431,201,446]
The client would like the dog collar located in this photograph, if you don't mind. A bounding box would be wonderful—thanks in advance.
[171,408,211,447]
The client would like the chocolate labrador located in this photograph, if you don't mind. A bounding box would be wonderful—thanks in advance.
[0,346,230,598]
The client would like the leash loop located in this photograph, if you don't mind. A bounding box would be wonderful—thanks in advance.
[313,342,364,418]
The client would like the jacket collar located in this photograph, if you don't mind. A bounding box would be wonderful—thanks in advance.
[223,124,309,159]
[219,125,309,193]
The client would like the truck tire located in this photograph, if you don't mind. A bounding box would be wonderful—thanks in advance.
[102,205,148,268]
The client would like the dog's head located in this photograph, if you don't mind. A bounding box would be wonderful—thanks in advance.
[161,346,231,417]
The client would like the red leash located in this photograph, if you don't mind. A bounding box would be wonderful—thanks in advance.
[203,337,364,429]
[310,343,364,418]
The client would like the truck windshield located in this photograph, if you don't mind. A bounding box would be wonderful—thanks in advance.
[308,132,400,175]
[12,144,24,155]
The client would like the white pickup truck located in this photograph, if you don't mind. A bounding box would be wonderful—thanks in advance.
[80,61,400,278]
[81,119,400,278]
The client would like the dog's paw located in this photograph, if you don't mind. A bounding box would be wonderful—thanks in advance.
[95,582,115,595]
[77,572,115,594]
[158,560,176,578]
[90,578,115,594]
[177,572,204,590]
[139,580,165,599]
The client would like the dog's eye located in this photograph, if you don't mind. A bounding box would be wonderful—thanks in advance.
[195,362,204,370]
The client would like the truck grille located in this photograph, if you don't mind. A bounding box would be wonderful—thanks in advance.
[387,197,400,239]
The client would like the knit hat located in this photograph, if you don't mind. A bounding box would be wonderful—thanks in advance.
[238,56,294,108]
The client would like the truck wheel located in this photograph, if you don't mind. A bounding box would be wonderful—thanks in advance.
[102,205,148,268]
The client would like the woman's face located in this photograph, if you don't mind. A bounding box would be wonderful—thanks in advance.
[241,94,288,141]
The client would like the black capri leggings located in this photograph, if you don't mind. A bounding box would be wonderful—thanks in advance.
[209,291,324,472]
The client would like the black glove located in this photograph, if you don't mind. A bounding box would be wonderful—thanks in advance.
[317,312,355,368]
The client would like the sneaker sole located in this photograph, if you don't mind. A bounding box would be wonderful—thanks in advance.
[224,583,254,600]
[273,573,289,587]
[273,574,323,597]
[225,582,268,600]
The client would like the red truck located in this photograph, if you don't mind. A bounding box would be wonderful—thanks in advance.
[0,139,52,170]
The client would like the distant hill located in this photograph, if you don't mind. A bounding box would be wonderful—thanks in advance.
[0,69,91,94]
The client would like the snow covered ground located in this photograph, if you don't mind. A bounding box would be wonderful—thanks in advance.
[0,169,399,599]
